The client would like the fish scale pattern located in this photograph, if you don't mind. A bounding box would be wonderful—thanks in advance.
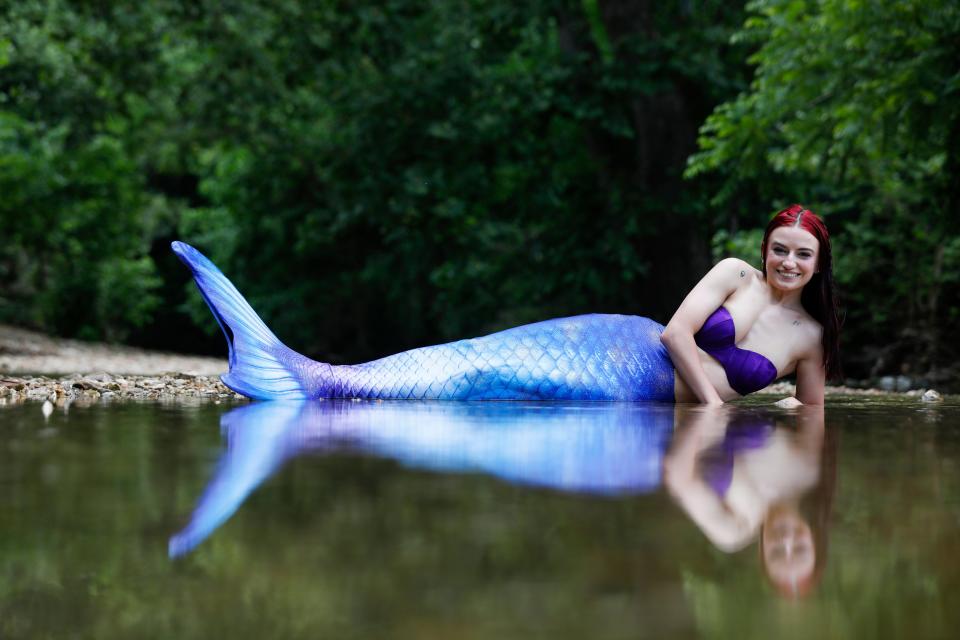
[303,314,675,401]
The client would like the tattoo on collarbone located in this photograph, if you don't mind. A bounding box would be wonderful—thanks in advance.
[740,270,745,278]
[793,320,801,326]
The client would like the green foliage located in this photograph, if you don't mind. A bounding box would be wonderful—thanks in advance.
[132,0,745,358]
[0,1,167,340]
[0,0,748,357]
[688,0,960,373]
[711,228,765,266]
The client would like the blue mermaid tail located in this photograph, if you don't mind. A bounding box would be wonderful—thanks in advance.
[172,241,675,402]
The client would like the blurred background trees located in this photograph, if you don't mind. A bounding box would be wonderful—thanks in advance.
[0,0,956,382]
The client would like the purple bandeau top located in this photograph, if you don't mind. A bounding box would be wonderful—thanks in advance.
[694,306,778,396]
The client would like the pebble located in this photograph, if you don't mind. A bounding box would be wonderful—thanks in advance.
[921,389,943,403]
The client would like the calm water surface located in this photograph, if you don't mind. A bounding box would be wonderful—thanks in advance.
[2,396,959,639]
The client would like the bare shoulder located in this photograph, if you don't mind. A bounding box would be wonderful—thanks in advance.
[711,258,761,287]
[713,257,756,276]
[791,308,823,356]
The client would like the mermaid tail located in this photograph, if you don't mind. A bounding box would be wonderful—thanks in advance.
[172,241,675,402]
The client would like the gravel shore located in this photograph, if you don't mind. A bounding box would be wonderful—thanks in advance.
[0,372,245,406]
[0,323,237,405]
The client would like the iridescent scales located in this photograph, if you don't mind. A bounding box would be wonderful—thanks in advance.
[307,314,675,401]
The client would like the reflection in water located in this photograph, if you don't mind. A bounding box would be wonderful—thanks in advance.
[169,401,676,557]
[170,400,836,598]
[664,405,834,597]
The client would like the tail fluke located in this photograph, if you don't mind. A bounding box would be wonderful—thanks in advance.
[171,241,313,400]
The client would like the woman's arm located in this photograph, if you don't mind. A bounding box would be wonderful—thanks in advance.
[794,349,826,405]
[661,258,749,405]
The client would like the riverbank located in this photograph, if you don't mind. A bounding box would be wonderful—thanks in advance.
[0,373,945,406]
[0,323,235,405]
[0,323,946,406]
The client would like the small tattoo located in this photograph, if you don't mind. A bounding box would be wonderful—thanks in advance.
[740,270,745,278]
[793,320,801,326]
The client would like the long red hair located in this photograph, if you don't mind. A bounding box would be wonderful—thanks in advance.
[761,205,842,380]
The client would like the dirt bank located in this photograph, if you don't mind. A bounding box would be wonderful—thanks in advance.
[0,324,225,377]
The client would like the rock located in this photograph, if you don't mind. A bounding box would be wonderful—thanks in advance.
[895,375,912,392]
[774,396,803,409]
[921,389,943,403]
[878,376,896,391]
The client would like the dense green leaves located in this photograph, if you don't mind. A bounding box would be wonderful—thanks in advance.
[0,1,170,340]
[688,0,960,375]
[1,0,748,361]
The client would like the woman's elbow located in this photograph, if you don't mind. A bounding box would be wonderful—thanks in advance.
[660,328,676,347]
[660,326,685,349]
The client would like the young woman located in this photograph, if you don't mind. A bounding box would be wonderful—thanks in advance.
[173,204,839,403]
[662,204,841,406]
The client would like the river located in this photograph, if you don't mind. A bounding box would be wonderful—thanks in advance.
[1,396,958,638]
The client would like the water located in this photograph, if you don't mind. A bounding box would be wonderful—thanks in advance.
[2,396,959,639]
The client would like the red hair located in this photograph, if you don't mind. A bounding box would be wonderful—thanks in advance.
[761,204,842,380]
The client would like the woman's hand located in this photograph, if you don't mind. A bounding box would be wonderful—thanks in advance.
[774,396,803,408]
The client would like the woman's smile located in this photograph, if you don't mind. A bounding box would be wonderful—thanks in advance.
[765,226,820,291]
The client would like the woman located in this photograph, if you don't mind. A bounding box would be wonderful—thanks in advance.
[173,204,839,403]
[662,204,841,405]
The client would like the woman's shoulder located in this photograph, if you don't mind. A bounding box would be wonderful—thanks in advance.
[709,258,764,287]
[791,307,824,355]
[712,257,760,274]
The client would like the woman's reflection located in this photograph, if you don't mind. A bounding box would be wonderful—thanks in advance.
[663,405,834,597]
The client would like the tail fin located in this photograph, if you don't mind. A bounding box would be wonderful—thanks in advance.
[171,241,312,400]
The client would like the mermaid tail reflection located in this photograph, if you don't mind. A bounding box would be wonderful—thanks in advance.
[169,401,675,557]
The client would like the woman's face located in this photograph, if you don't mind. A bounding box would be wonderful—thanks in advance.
[765,226,820,292]
[762,507,815,592]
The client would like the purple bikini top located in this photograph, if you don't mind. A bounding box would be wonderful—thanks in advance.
[694,307,777,396]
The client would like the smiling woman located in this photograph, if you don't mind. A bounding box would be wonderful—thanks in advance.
[173,205,840,405]
[662,205,841,405]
